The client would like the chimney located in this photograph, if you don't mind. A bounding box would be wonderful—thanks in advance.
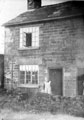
[27,0,41,10]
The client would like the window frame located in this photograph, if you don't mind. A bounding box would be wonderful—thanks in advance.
[19,65,39,87]
[20,27,39,49]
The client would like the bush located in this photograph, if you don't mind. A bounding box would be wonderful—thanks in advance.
[0,89,84,117]
[29,92,84,117]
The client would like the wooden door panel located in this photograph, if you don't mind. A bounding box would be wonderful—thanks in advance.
[49,69,62,95]
[77,75,84,95]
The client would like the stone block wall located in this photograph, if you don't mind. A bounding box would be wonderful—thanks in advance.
[4,16,84,97]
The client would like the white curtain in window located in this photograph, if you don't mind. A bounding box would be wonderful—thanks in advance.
[20,65,25,71]
[20,65,39,71]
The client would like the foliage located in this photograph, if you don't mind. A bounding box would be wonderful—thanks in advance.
[0,89,84,117]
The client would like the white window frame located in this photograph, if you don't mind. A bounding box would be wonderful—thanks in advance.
[19,65,39,87]
[20,27,39,48]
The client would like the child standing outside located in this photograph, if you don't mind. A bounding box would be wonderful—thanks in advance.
[44,77,52,94]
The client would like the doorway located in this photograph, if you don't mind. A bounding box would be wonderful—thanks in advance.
[49,68,63,95]
[77,68,84,95]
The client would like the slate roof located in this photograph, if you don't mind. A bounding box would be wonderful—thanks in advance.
[3,1,84,27]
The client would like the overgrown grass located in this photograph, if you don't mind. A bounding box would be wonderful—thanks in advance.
[29,92,84,117]
[0,88,84,117]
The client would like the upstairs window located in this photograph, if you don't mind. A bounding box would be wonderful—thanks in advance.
[26,33,32,47]
[20,27,39,48]
[19,65,39,85]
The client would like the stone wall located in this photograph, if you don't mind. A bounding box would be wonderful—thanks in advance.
[4,16,84,97]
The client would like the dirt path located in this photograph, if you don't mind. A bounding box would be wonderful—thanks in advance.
[0,109,84,120]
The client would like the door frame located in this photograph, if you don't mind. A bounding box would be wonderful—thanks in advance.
[48,67,63,95]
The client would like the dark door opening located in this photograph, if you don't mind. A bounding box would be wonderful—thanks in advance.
[77,68,84,95]
[49,68,63,95]
[77,75,84,95]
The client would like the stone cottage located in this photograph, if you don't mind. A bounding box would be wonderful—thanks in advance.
[3,0,84,97]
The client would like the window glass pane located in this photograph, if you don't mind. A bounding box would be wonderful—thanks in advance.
[20,71,25,84]
[32,71,38,84]
[32,33,35,41]
[26,33,32,47]
[23,33,26,46]
[20,29,22,34]
[20,65,39,85]
[32,41,36,47]
[29,27,32,32]
[32,27,35,32]
[26,71,31,84]
[36,31,38,37]
[20,27,39,48]
[23,28,27,32]
[36,27,39,32]
[35,41,38,47]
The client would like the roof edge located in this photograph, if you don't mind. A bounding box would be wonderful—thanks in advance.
[3,13,83,27]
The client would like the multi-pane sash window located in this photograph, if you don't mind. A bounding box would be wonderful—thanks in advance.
[19,65,39,84]
[20,27,39,48]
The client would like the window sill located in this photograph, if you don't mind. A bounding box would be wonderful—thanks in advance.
[18,84,39,88]
[18,47,39,50]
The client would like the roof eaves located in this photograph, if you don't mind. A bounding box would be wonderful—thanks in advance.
[3,13,83,27]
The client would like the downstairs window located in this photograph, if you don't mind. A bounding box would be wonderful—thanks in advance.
[19,65,39,85]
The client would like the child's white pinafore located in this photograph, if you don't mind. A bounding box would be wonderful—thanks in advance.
[44,81,51,94]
